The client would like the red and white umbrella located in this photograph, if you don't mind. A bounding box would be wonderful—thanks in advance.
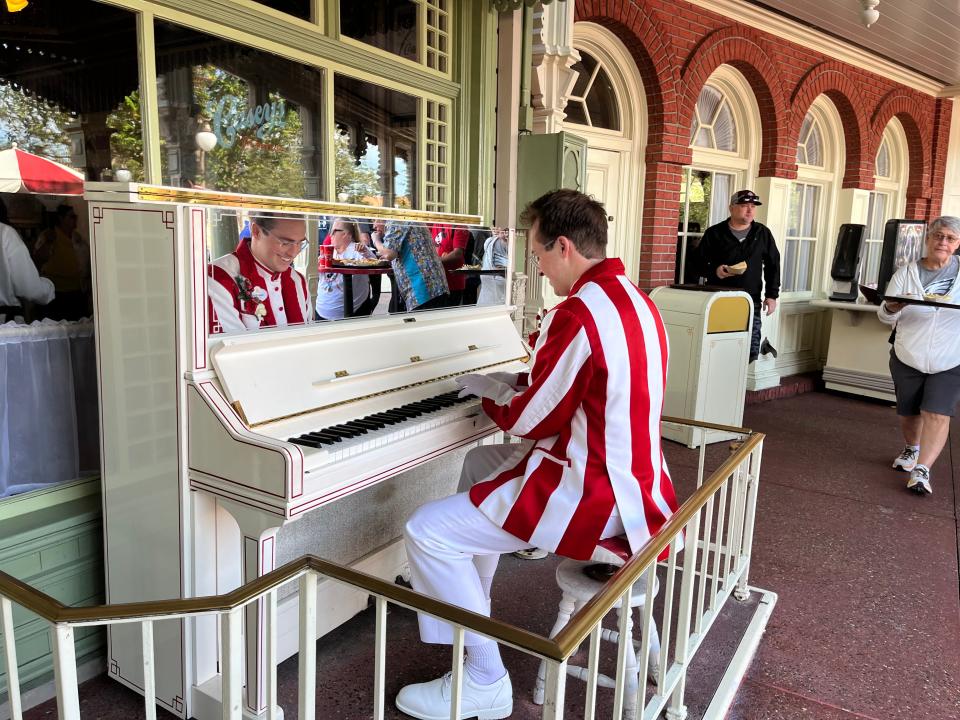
[0,146,84,195]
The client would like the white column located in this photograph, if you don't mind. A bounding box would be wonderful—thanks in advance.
[748,176,791,391]
[531,1,580,135]
[940,99,960,217]
[494,10,523,228]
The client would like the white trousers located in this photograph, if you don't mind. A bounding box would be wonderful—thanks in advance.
[404,442,624,645]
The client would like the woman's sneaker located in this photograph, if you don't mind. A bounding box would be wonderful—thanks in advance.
[892,446,918,471]
[906,465,932,495]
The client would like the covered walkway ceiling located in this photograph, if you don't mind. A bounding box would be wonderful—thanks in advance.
[746,0,960,86]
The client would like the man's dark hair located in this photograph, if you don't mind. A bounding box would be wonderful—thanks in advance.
[520,189,607,259]
[250,212,303,232]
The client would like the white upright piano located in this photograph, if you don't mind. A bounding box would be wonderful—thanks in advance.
[85,183,526,719]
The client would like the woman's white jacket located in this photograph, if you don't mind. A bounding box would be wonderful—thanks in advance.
[877,261,960,374]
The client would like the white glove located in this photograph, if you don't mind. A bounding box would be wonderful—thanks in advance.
[455,373,516,405]
[487,371,520,387]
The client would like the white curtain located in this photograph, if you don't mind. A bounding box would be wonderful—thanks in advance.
[0,319,99,497]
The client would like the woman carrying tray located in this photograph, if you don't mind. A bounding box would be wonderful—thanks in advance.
[315,218,378,320]
[879,216,960,495]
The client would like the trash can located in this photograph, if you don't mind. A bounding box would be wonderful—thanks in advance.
[650,286,753,448]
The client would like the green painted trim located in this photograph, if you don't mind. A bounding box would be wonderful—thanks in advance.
[0,478,100,523]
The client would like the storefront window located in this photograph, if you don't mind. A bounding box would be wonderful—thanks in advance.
[154,21,325,199]
[334,74,418,208]
[0,1,141,180]
[796,113,823,167]
[340,0,418,63]
[255,1,311,21]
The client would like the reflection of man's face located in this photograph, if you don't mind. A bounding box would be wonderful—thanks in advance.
[250,218,307,274]
[729,203,756,226]
[61,211,78,234]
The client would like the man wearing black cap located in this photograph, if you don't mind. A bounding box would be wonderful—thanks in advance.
[696,189,781,363]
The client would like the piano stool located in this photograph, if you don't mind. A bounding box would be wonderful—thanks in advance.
[532,537,661,717]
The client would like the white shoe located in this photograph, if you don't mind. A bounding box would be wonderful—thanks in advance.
[512,547,548,560]
[892,446,919,472]
[395,671,513,720]
[906,465,932,495]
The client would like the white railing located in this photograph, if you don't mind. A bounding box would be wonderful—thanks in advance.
[0,419,774,720]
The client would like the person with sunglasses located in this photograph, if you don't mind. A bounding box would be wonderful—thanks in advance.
[208,213,312,333]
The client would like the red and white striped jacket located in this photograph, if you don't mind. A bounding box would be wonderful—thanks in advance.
[208,239,311,334]
[469,258,677,561]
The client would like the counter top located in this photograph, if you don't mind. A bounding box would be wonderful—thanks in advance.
[810,299,882,313]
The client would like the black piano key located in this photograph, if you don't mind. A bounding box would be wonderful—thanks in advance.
[367,412,402,424]
[350,419,383,430]
[325,424,362,438]
[305,431,342,444]
[341,421,371,434]
[289,437,324,448]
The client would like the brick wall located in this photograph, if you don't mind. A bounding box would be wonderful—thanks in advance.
[574,0,952,289]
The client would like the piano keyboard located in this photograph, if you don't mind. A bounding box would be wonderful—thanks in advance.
[287,389,479,462]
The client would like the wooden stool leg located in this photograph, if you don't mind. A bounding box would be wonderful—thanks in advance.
[533,592,577,705]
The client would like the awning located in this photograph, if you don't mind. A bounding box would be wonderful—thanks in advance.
[0,146,84,195]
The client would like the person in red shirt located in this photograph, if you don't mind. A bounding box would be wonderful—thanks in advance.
[431,223,469,305]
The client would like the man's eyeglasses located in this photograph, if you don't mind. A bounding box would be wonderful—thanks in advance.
[263,228,308,253]
[529,240,557,269]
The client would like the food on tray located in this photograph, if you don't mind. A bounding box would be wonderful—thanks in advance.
[459,264,482,271]
[726,261,748,275]
[333,257,388,267]
[924,292,952,303]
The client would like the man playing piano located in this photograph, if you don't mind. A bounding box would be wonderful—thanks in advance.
[396,189,678,720]
[208,213,312,333]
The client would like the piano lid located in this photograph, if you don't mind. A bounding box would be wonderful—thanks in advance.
[209,307,528,426]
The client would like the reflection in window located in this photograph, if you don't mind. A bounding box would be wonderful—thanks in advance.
[0,0,140,180]
[676,168,734,283]
[796,113,823,167]
[862,191,889,286]
[564,50,621,131]
[783,182,821,293]
[340,0,418,63]
[254,0,311,20]
[154,20,324,199]
[690,85,737,152]
[335,75,418,208]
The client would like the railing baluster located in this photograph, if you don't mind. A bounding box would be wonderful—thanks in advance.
[221,608,243,720]
[611,586,633,720]
[141,620,157,720]
[636,564,657,706]
[724,467,743,583]
[299,571,318,720]
[666,512,701,720]
[51,624,80,720]
[710,481,729,610]
[373,597,387,720]
[1,597,23,720]
[696,440,707,488]
[541,658,567,720]
[266,589,279,720]
[449,627,465,720]
[657,540,678,691]
[735,446,764,600]
[695,494,714,634]
[583,624,601,720]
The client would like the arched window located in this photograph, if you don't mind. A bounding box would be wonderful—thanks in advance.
[690,85,737,152]
[677,73,757,283]
[783,105,841,294]
[863,122,909,286]
[796,114,824,167]
[564,50,621,131]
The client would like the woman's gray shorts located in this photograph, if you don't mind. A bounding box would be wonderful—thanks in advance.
[889,351,960,417]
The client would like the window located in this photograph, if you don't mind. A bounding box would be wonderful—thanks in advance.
[863,136,901,286]
[334,75,419,208]
[340,0,450,73]
[690,86,737,152]
[564,50,621,131]
[783,183,821,293]
[676,168,734,283]
[796,113,823,167]
[254,1,311,21]
[155,21,326,200]
[0,1,141,181]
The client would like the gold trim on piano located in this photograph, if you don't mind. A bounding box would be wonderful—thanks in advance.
[135,185,482,225]
[231,400,249,426]
[247,355,529,429]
